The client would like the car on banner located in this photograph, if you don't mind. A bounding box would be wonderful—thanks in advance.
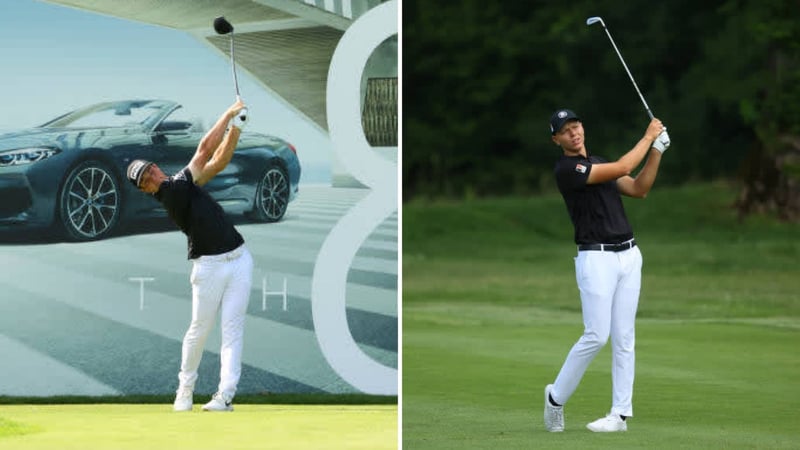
[0,99,300,241]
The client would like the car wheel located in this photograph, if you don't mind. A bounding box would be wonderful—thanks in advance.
[58,160,121,241]
[251,164,289,222]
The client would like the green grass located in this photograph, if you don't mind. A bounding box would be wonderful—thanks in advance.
[0,404,397,450]
[402,182,800,449]
[0,393,397,405]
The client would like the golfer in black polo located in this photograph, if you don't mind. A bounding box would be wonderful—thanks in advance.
[543,109,670,433]
[127,99,251,412]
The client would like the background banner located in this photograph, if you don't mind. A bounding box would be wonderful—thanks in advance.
[0,0,398,397]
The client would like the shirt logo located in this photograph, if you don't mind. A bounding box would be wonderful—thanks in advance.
[575,163,587,173]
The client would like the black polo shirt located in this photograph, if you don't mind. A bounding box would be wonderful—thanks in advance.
[154,167,244,259]
[554,154,634,245]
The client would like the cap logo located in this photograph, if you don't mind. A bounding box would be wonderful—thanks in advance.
[558,111,568,118]
[127,159,154,187]
[128,161,146,179]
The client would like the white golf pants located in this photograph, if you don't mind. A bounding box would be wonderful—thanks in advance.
[551,245,642,417]
[178,245,253,398]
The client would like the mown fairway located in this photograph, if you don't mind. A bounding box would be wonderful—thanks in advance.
[0,404,397,450]
[403,182,800,449]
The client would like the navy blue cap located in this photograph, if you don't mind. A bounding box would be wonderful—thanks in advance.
[550,109,580,135]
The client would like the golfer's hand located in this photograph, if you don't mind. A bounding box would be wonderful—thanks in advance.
[227,99,247,130]
[232,108,248,130]
[645,118,664,141]
[652,129,670,153]
[228,99,246,118]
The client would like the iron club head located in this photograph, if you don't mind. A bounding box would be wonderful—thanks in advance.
[213,16,234,34]
[586,17,603,26]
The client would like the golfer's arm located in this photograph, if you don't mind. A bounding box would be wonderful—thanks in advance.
[193,126,241,186]
[617,149,662,198]
[188,109,237,182]
[587,136,654,184]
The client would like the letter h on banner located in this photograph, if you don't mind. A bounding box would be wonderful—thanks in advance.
[262,275,288,311]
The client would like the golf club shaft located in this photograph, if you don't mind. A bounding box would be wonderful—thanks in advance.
[229,34,240,100]
[597,22,654,119]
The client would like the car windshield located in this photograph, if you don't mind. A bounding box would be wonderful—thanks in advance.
[42,100,174,129]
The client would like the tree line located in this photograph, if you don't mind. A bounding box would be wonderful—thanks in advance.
[402,0,800,220]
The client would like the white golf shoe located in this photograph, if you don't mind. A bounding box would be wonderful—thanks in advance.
[202,392,234,412]
[173,387,193,412]
[586,413,627,432]
[543,384,564,432]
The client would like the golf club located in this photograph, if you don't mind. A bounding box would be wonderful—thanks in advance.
[213,16,241,102]
[586,16,654,119]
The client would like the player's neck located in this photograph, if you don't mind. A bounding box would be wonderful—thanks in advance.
[563,146,587,158]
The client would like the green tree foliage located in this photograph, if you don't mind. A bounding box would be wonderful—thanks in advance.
[403,0,800,219]
[713,0,800,220]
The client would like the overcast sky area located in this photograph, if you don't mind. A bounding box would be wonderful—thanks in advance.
[0,0,332,183]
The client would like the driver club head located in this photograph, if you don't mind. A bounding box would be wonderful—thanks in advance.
[213,16,234,34]
[586,16,603,26]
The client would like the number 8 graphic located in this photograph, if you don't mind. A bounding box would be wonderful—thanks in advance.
[311,0,398,395]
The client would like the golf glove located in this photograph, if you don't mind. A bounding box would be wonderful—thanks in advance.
[653,129,670,153]
[232,108,248,130]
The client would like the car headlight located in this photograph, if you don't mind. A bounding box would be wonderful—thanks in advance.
[0,147,60,166]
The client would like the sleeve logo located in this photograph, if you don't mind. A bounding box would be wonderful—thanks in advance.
[575,163,587,173]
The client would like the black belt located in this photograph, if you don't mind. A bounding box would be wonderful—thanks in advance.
[578,239,636,252]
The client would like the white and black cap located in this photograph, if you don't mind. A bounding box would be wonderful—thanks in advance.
[127,159,154,187]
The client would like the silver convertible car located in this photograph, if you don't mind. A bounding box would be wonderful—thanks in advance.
[0,99,300,241]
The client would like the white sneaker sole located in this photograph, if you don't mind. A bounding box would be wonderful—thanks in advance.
[586,422,627,432]
[202,404,233,412]
[173,399,193,412]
